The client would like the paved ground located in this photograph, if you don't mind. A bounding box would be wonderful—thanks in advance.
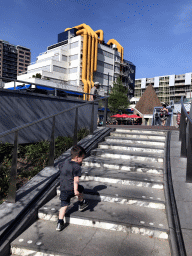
[170,131,192,256]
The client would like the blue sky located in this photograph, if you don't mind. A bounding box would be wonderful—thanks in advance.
[1,0,192,79]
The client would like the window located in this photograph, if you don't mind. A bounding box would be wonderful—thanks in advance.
[98,48,113,58]
[19,55,24,58]
[69,67,77,73]
[25,52,30,56]
[25,56,30,60]
[94,71,112,81]
[53,65,67,73]
[25,60,30,64]
[97,60,113,70]
[19,59,24,62]
[19,51,24,54]
[62,55,67,61]
[70,41,79,49]
[19,63,24,66]
[69,54,78,61]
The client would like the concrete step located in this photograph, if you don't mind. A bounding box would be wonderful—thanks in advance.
[98,141,164,154]
[37,197,169,240]
[105,136,165,147]
[115,128,166,135]
[56,179,165,209]
[90,148,164,163]
[11,220,171,256]
[83,156,164,175]
[80,166,163,189]
[110,131,166,141]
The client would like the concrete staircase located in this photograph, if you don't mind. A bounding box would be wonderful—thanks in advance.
[11,128,171,256]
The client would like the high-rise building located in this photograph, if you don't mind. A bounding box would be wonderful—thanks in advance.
[135,73,192,105]
[13,24,135,98]
[0,40,31,81]
[17,45,31,75]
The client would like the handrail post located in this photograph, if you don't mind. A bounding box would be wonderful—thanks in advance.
[180,107,187,157]
[103,98,107,127]
[73,108,78,145]
[7,131,18,203]
[90,102,94,134]
[48,116,55,166]
[186,121,192,182]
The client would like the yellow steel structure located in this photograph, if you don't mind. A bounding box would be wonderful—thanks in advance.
[65,24,124,99]
[107,39,124,62]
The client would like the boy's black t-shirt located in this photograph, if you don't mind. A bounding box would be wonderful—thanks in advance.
[59,158,82,191]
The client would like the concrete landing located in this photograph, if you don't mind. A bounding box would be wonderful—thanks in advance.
[11,220,171,256]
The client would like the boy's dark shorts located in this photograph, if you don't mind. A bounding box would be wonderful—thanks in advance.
[60,184,84,207]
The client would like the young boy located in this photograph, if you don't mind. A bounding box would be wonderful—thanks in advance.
[56,145,88,231]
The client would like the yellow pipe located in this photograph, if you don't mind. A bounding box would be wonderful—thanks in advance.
[107,39,124,62]
[90,36,95,88]
[87,33,92,97]
[94,34,98,71]
[67,24,100,98]
[86,26,97,90]
[76,29,88,100]
[65,28,72,32]
[95,30,104,43]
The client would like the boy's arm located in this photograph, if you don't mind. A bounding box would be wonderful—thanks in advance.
[74,176,80,196]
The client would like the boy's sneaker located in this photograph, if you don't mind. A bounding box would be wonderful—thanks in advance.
[79,200,89,211]
[56,222,65,231]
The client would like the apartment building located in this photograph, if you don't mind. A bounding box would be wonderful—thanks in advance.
[17,45,31,75]
[9,24,135,98]
[135,73,192,104]
[0,40,31,81]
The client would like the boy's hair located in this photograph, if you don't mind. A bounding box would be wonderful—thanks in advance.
[71,145,86,159]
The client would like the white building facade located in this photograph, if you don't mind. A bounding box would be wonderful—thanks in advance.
[135,73,192,105]
[4,24,136,98]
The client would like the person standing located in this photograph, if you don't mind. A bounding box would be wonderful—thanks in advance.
[90,82,100,101]
[160,104,169,126]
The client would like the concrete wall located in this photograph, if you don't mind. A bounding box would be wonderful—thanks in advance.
[0,89,98,144]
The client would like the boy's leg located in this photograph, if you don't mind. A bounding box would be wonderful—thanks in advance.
[56,191,71,231]
[78,185,89,211]
[59,206,68,220]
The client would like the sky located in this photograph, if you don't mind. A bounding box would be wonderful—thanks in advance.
[0,0,192,79]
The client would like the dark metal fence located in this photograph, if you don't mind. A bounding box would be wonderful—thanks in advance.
[179,96,192,183]
[0,80,108,202]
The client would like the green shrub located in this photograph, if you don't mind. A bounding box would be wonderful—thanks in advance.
[0,127,90,202]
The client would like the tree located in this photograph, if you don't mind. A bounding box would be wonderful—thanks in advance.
[108,77,129,114]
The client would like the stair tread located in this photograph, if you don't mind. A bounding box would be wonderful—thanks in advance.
[81,166,164,184]
[106,136,165,143]
[111,131,166,137]
[11,220,171,256]
[38,197,169,232]
[83,156,164,170]
[100,141,165,149]
[91,148,164,158]
[59,180,165,203]
[115,129,166,135]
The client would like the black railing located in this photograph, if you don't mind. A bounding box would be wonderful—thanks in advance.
[179,96,192,182]
[0,80,108,202]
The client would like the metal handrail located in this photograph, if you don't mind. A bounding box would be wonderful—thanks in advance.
[179,96,192,182]
[0,88,108,203]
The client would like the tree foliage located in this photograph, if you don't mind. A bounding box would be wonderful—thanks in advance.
[108,77,129,114]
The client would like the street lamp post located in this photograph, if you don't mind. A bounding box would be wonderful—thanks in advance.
[103,73,110,126]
